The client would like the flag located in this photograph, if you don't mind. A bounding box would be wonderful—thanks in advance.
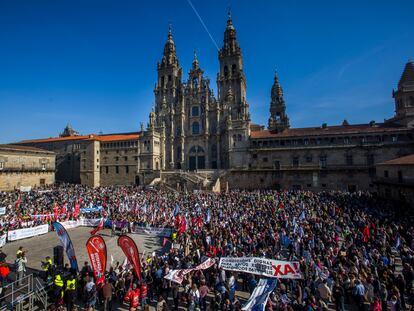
[179,217,187,234]
[299,211,306,221]
[242,278,278,311]
[52,222,78,271]
[118,235,141,280]
[206,209,211,223]
[395,236,401,249]
[86,235,107,287]
[173,205,180,217]
[15,194,21,210]
[90,218,105,235]
[163,237,169,247]
[363,224,370,243]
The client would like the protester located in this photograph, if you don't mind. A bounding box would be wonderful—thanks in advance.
[0,184,413,311]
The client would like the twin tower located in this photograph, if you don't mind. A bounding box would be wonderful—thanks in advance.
[142,15,287,172]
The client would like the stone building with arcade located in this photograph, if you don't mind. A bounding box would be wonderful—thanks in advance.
[14,15,414,192]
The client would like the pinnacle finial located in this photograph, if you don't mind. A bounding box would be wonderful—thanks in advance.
[227,6,232,20]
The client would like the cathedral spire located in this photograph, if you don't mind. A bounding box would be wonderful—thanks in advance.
[268,70,289,132]
[161,25,178,67]
[398,60,414,87]
[192,50,199,69]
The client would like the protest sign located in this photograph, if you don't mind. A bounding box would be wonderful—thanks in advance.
[219,257,302,279]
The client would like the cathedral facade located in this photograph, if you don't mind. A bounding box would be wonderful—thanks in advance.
[142,16,250,175]
[14,16,414,192]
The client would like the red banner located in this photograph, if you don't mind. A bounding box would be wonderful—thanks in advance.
[117,235,141,280]
[86,235,107,287]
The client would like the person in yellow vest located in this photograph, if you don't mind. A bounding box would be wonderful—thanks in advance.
[52,274,64,306]
[172,232,177,241]
[41,256,53,281]
[64,274,77,311]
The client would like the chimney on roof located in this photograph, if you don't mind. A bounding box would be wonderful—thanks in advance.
[322,123,327,129]
[369,120,376,127]
[342,119,349,126]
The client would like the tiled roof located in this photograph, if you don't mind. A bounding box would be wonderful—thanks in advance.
[90,133,140,142]
[15,132,141,144]
[378,154,414,166]
[250,123,406,139]
[0,144,55,154]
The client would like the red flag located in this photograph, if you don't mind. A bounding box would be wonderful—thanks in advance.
[15,194,21,210]
[74,203,81,219]
[179,217,187,234]
[117,235,141,280]
[53,203,60,221]
[90,218,105,235]
[363,224,370,243]
[86,235,107,288]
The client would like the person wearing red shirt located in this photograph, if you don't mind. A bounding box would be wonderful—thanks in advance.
[124,283,140,311]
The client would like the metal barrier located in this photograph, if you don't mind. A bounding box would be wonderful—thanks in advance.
[0,274,48,311]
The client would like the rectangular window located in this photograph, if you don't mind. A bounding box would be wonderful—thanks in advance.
[116,166,119,174]
[0,162,4,170]
[42,163,46,170]
[384,170,389,178]
[398,170,403,183]
[305,155,312,163]
[252,154,258,159]
[263,157,268,163]
[191,106,199,117]
[392,135,398,142]
[126,166,129,174]
[124,156,128,161]
[346,155,353,166]
[106,166,109,174]
[292,156,299,168]
[319,156,327,168]
[274,161,280,170]
[367,154,374,166]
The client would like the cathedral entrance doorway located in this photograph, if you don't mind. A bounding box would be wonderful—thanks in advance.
[188,146,205,171]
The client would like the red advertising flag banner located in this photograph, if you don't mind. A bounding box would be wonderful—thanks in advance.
[117,235,141,280]
[86,235,107,287]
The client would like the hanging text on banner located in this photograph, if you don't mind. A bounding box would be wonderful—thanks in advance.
[7,224,49,241]
[132,225,173,237]
[219,257,302,279]
[52,222,79,271]
[86,235,107,287]
[164,258,215,284]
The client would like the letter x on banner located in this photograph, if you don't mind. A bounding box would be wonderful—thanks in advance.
[218,257,302,279]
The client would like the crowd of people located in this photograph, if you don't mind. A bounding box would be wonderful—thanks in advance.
[1,184,414,311]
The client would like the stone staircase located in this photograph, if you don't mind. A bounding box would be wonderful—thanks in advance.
[157,170,227,192]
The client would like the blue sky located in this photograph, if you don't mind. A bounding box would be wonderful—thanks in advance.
[0,0,413,143]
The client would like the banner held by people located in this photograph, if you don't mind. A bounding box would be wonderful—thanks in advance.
[164,257,215,284]
[86,235,107,287]
[219,257,302,279]
[117,235,141,280]
[242,278,278,311]
[52,222,79,272]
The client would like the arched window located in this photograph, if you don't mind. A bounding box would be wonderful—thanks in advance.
[232,64,236,75]
[410,96,414,106]
[192,122,200,135]
[211,145,217,158]
[224,66,229,77]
